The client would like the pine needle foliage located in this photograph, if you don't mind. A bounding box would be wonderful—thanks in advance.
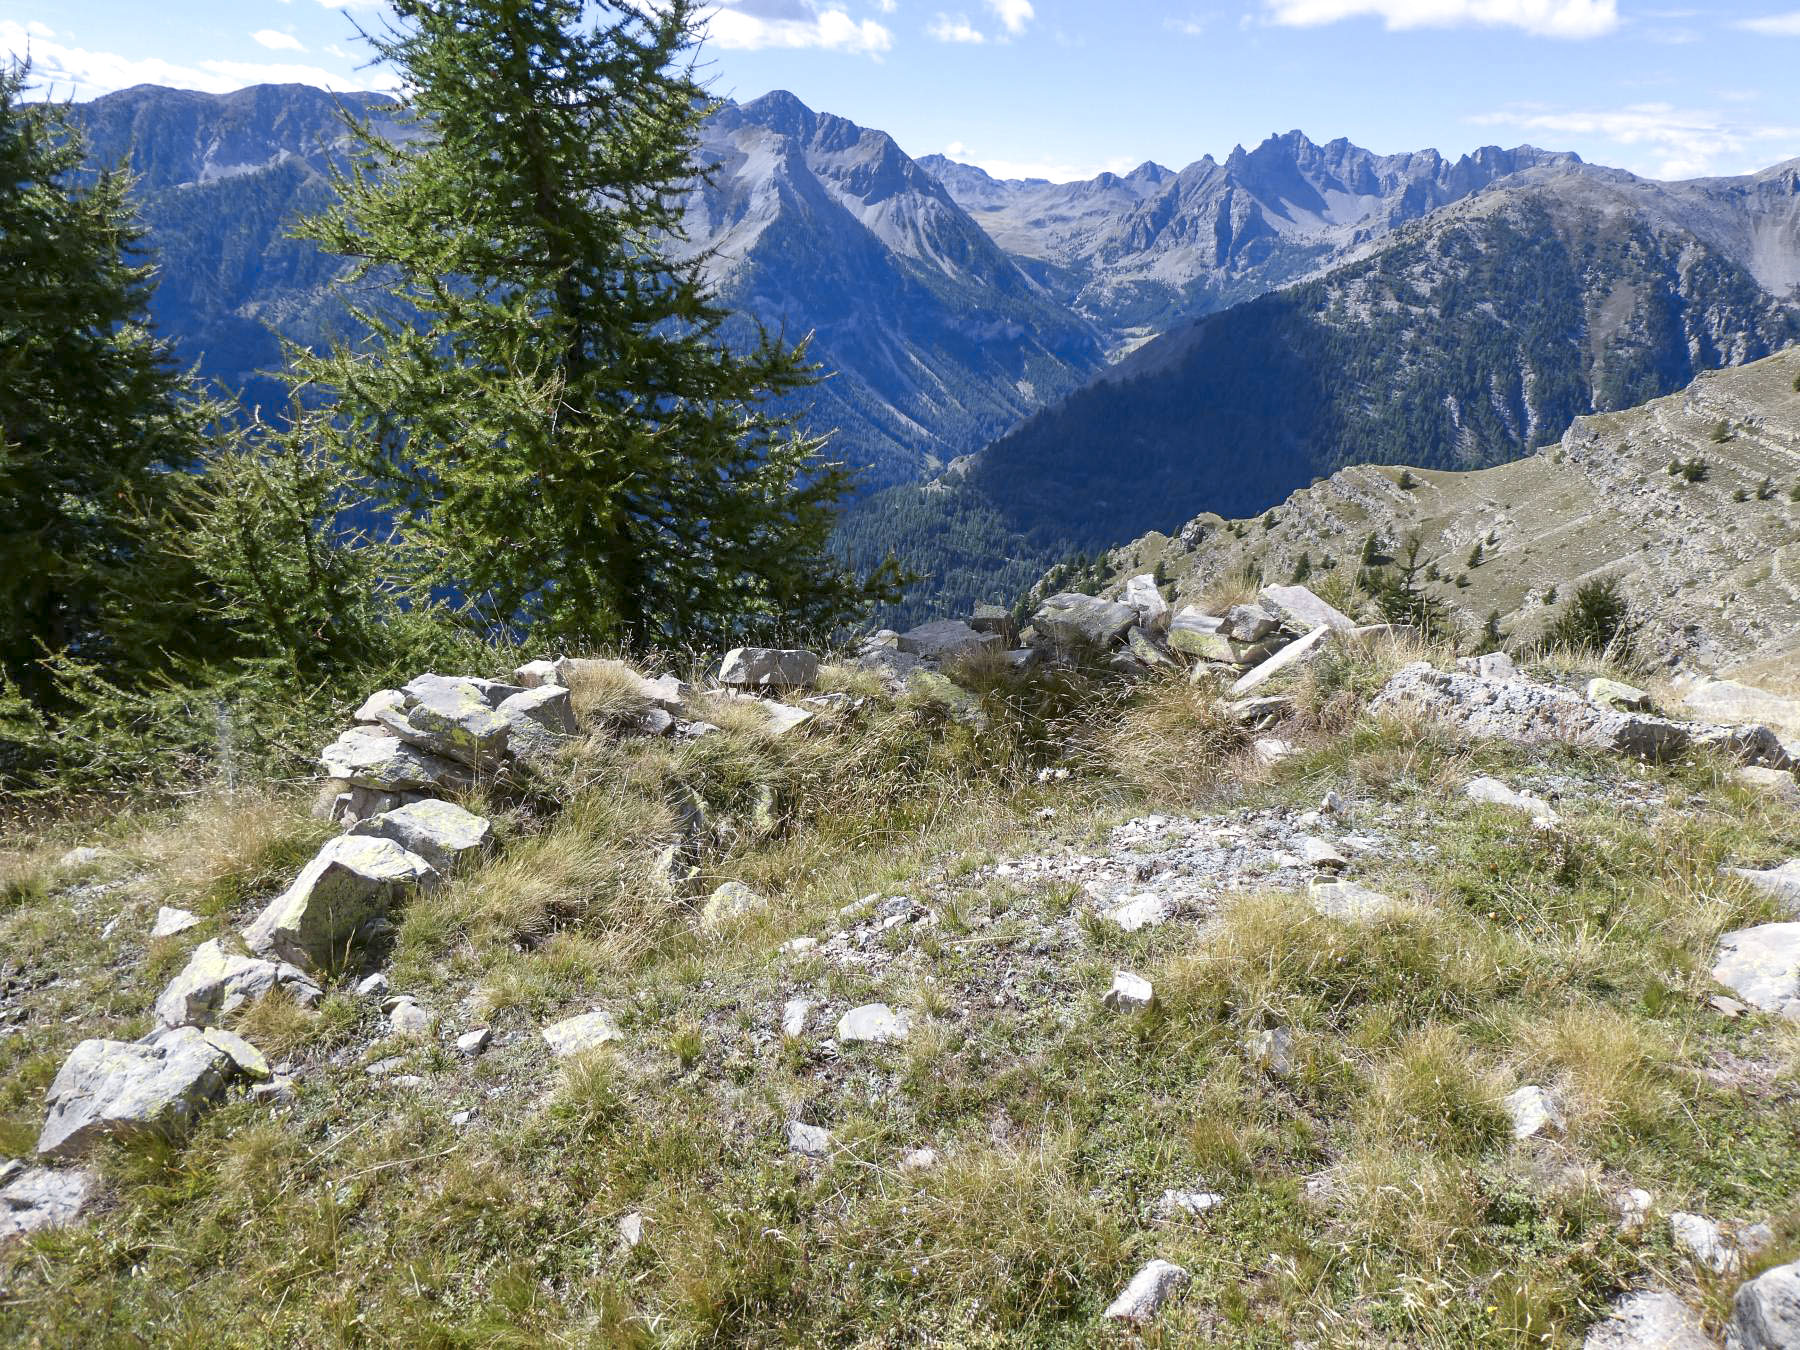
[0,61,222,709]
[292,0,899,647]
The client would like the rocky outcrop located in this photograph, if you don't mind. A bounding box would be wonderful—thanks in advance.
[153,939,322,1029]
[37,1028,237,1158]
[719,648,820,691]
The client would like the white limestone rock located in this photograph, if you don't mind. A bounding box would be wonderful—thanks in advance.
[242,835,437,971]
[0,1166,97,1241]
[36,1028,234,1158]
[1122,575,1171,633]
[1102,971,1155,1012]
[1104,893,1174,932]
[1712,923,1800,1018]
[1503,1085,1564,1140]
[1671,1211,1740,1274]
[786,1120,832,1158]
[542,1009,624,1057]
[1308,878,1399,922]
[1586,678,1652,712]
[1465,776,1561,826]
[1231,626,1333,698]
[149,906,203,940]
[456,1028,491,1057]
[836,1004,911,1045]
[1032,592,1138,647]
[700,881,768,934]
[781,999,815,1038]
[1583,1291,1711,1350]
[1103,1258,1190,1323]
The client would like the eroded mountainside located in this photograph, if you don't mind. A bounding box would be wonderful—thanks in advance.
[1101,350,1800,672]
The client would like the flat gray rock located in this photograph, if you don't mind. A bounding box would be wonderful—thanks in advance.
[154,939,322,1029]
[378,675,512,768]
[242,835,436,971]
[718,648,820,691]
[37,1028,234,1158]
[1231,626,1333,697]
[319,726,474,794]
[1583,1291,1711,1349]
[541,1009,623,1057]
[1032,592,1137,647]
[349,798,491,874]
[1728,1260,1800,1350]
[786,1120,832,1157]
[897,619,988,661]
[1259,584,1354,633]
[700,881,768,933]
[1104,893,1174,932]
[149,906,203,940]
[1308,878,1399,921]
[1712,923,1800,1018]
[495,685,577,759]
[1731,861,1800,911]
[1102,971,1154,1012]
[1121,574,1170,632]
[1465,776,1561,826]
[0,1166,97,1241]
[1504,1085,1564,1139]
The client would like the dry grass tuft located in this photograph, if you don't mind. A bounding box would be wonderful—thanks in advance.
[561,660,658,731]
[1514,1003,1677,1142]
[130,789,331,915]
[1075,671,1245,800]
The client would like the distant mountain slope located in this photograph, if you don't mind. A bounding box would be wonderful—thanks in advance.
[682,93,1103,488]
[837,178,1800,624]
[921,132,1581,349]
[64,84,1103,490]
[1096,350,1800,671]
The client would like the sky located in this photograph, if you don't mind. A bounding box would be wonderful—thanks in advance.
[4,1,1800,182]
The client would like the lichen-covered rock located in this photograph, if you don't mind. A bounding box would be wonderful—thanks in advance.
[492,685,578,760]
[36,1028,234,1158]
[349,798,492,874]
[153,939,322,1029]
[718,648,820,691]
[1031,592,1137,647]
[542,1009,624,1057]
[1103,1258,1189,1322]
[1372,663,1789,765]
[200,1028,271,1080]
[1230,625,1333,697]
[700,881,768,933]
[1121,574,1171,633]
[242,835,437,971]
[1728,1261,1800,1350]
[319,726,474,794]
[1712,923,1800,1017]
[379,675,512,768]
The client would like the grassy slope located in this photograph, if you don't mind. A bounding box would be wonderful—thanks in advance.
[2,644,1799,1346]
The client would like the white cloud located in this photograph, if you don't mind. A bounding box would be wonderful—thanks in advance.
[1264,0,1619,38]
[928,12,986,41]
[0,21,382,99]
[704,1,893,55]
[985,0,1033,34]
[1737,11,1800,35]
[313,0,386,9]
[252,29,307,52]
[1470,102,1800,179]
[1166,15,1214,35]
[26,20,55,38]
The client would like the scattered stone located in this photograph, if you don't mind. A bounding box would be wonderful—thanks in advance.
[970,605,1020,644]
[364,1056,409,1078]
[1103,1258,1190,1323]
[836,1004,911,1045]
[455,1028,491,1057]
[1155,1189,1223,1219]
[1252,737,1298,766]
[542,1009,624,1057]
[1712,923,1800,1018]
[1102,971,1155,1012]
[354,689,408,724]
[318,726,474,795]
[1709,994,1749,1019]
[494,685,578,759]
[897,619,989,661]
[149,906,203,940]
[1032,592,1138,647]
[1731,861,1800,911]
[1245,1026,1293,1075]
[349,798,491,875]
[781,936,819,957]
[37,1028,234,1158]
[1728,1260,1800,1350]
[757,702,815,736]
[153,939,322,1029]
[242,835,436,971]
[1587,678,1653,712]
[0,1167,97,1241]
[899,1147,940,1172]
[356,973,391,999]
[1671,1210,1739,1274]
[618,1211,645,1250]
[200,1028,270,1080]
[786,1120,832,1157]
[57,846,109,870]
[250,1078,297,1107]
[1614,1187,1654,1233]
[1503,1085,1564,1140]
[1320,789,1345,814]
[1308,878,1399,922]
[1232,626,1334,697]
[1127,626,1176,669]
[1223,694,1295,728]
[1735,767,1800,803]
[512,659,559,689]
[1464,775,1561,826]
[700,881,769,933]
[1372,663,1789,766]
[1582,1291,1712,1350]
[1258,584,1355,633]
[1104,893,1174,932]
[719,648,819,691]
[388,999,432,1037]
[1297,836,1347,870]
[781,999,815,1038]
[1122,575,1171,632]
[449,1108,475,1128]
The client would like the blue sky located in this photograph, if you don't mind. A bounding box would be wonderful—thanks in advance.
[5,1,1799,181]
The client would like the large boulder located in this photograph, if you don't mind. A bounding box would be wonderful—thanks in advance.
[718,648,820,691]
[1685,680,1800,744]
[36,1028,234,1158]
[1712,923,1800,1018]
[348,799,491,874]
[1372,663,1790,765]
[153,939,323,1029]
[1259,584,1355,633]
[897,620,990,662]
[242,835,437,970]
[377,675,512,768]
[319,727,474,794]
[1031,593,1137,647]
[495,685,578,759]
[1728,1261,1800,1349]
